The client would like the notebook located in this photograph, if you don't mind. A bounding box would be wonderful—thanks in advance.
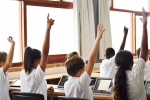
[10,79,21,87]
[57,75,97,88]
[93,78,113,95]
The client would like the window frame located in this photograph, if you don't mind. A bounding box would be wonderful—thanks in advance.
[12,0,150,67]
[12,0,73,67]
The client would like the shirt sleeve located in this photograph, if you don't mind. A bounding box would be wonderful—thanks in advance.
[0,67,7,80]
[33,65,46,82]
[78,71,91,87]
[132,58,145,78]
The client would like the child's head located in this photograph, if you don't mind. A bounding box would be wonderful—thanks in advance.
[136,47,149,61]
[65,52,85,77]
[0,52,7,67]
[24,47,41,74]
[114,50,133,100]
[105,47,115,59]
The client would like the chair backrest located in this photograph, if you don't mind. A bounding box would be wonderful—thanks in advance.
[57,96,90,100]
[11,91,44,100]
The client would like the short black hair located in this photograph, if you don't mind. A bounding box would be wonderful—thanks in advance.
[105,47,115,59]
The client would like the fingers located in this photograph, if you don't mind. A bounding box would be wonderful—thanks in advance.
[47,13,49,21]
[7,36,13,41]
[47,86,54,93]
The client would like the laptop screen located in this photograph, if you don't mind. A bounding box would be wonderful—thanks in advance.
[145,81,150,94]
[10,79,20,87]
[57,75,68,88]
[93,78,112,94]
[57,75,97,88]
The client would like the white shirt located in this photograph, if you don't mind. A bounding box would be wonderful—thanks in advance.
[144,61,150,81]
[126,58,146,100]
[20,65,47,100]
[100,56,116,78]
[64,71,93,100]
[0,67,10,100]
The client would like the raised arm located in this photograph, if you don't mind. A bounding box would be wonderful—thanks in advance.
[3,36,15,73]
[86,24,105,76]
[119,26,128,51]
[40,14,54,71]
[140,8,148,61]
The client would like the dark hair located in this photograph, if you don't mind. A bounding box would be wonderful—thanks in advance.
[114,50,133,100]
[105,47,115,59]
[23,47,41,74]
[0,52,7,62]
[136,48,141,59]
[65,52,85,76]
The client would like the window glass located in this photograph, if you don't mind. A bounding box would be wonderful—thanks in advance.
[110,11,131,52]
[27,6,75,54]
[0,0,20,62]
[114,0,148,11]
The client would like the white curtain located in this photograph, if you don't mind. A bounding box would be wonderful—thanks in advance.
[98,0,112,59]
[73,0,95,60]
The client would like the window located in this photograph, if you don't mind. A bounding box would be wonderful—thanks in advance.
[136,16,150,50]
[114,0,148,11]
[27,5,75,54]
[110,11,131,52]
[0,0,20,62]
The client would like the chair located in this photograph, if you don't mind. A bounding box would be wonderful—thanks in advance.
[11,91,44,100]
[57,96,90,100]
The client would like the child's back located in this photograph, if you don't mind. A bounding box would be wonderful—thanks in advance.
[64,71,93,99]
[100,48,116,78]
[64,24,105,99]
[20,65,47,98]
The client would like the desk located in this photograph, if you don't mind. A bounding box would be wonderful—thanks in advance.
[9,84,113,100]
[9,68,100,83]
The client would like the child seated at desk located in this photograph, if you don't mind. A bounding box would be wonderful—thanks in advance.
[0,36,15,100]
[100,26,128,78]
[64,24,105,99]
[20,14,54,100]
[113,8,150,100]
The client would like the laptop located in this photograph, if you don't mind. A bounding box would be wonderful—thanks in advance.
[93,78,113,95]
[57,75,68,88]
[57,75,97,88]
[10,79,21,87]
[145,81,150,94]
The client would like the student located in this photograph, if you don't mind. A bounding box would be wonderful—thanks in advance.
[20,14,54,100]
[0,36,15,100]
[64,24,105,99]
[136,48,150,81]
[113,8,150,100]
[100,26,128,78]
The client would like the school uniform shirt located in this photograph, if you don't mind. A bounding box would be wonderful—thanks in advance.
[126,58,146,100]
[0,67,10,100]
[144,61,150,81]
[20,65,47,100]
[64,71,93,100]
[100,55,116,78]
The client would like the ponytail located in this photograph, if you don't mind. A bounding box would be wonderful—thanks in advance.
[114,67,127,100]
[24,47,33,74]
[114,50,133,100]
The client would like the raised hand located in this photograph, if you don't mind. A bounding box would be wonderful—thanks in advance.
[124,26,128,35]
[47,13,55,30]
[97,24,105,39]
[7,36,14,43]
[142,7,147,26]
